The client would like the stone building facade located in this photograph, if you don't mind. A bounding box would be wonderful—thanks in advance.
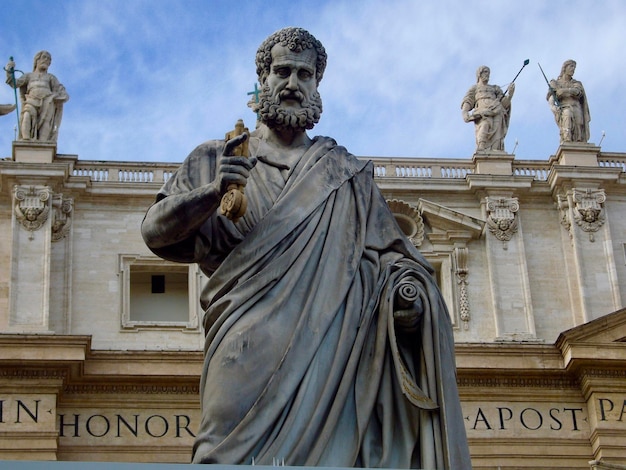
[1,141,625,468]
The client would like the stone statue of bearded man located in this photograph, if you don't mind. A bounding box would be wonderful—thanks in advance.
[142,27,471,469]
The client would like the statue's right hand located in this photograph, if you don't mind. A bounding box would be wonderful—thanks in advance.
[214,152,256,196]
[5,60,15,73]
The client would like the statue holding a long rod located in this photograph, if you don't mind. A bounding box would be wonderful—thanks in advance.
[461,61,528,153]
[4,51,69,142]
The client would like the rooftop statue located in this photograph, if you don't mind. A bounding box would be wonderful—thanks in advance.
[546,60,590,143]
[5,51,69,142]
[461,65,515,152]
[142,27,470,469]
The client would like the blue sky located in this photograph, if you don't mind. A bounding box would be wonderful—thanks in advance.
[1,0,625,163]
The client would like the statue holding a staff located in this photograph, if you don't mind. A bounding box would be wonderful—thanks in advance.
[461,62,527,153]
[5,51,69,142]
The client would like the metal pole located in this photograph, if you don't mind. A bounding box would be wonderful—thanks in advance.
[503,59,529,97]
[5,56,21,135]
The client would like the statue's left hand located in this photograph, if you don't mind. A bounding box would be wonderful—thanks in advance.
[393,277,424,332]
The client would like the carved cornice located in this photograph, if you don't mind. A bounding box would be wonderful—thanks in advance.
[457,375,579,389]
[579,368,626,380]
[556,308,626,345]
[0,363,201,397]
[63,383,200,395]
[0,368,68,380]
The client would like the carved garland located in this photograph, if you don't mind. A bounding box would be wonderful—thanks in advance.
[454,247,470,329]
[557,193,572,239]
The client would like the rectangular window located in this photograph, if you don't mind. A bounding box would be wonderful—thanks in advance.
[119,254,202,331]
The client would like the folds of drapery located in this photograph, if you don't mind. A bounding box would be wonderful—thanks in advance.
[150,136,470,469]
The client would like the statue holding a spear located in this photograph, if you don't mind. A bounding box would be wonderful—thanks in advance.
[539,60,590,143]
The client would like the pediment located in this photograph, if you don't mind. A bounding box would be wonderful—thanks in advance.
[417,198,485,239]
[556,308,626,345]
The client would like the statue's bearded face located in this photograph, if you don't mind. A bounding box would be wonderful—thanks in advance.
[254,44,323,132]
[35,54,51,72]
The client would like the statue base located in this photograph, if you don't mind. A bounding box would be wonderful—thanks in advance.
[472,151,514,176]
[554,142,600,167]
[12,140,56,164]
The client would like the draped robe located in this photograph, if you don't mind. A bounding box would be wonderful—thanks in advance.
[7,72,68,142]
[548,77,590,143]
[461,83,511,151]
[147,135,471,469]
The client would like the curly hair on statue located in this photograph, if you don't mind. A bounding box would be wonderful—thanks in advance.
[255,27,327,86]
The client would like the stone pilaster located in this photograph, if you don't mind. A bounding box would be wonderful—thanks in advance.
[483,194,537,341]
[557,187,621,323]
[9,185,54,333]
[548,143,623,324]
[49,194,74,334]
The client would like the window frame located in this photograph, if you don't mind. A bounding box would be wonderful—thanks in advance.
[118,254,202,332]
